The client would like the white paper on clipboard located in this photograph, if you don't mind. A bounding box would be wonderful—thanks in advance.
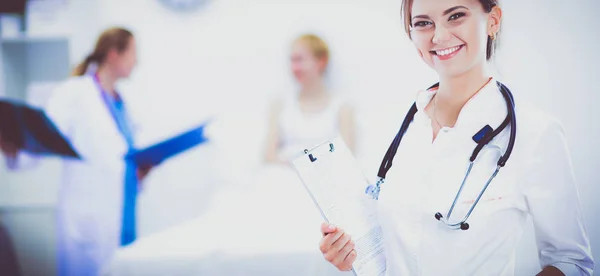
[292,137,386,276]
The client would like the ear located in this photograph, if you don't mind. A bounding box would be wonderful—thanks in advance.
[318,57,328,73]
[105,48,120,63]
[488,6,502,36]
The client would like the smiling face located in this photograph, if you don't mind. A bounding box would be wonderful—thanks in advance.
[407,0,501,78]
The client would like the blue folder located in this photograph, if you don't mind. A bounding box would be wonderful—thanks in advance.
[124,122,209,168]
[0,99,80,158]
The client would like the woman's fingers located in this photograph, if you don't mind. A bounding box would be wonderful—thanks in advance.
[339,249,357,271]
[319,229,345,254]
[332,237,355,268]
[318,222,357,271]
[320,222,337,235]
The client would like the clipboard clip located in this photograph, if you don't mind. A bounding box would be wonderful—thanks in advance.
[303,142,336,163]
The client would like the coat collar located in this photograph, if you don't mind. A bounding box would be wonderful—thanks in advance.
[413,78,509,145]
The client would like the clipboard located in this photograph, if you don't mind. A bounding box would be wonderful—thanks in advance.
[292,137,386,276]
[0,99,80,159]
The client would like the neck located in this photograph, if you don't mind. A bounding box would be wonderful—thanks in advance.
[436,64,492,108]
[96,66,119,99]
[299,78,327,100]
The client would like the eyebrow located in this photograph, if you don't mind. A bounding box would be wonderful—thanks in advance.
[412,5,469,21]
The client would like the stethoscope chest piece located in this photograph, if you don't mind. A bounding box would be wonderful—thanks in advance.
[365,177,384,200]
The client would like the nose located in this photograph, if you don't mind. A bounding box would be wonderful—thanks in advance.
[432,25,452,45]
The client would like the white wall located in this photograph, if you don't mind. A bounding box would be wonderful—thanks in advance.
[1,0,599,275]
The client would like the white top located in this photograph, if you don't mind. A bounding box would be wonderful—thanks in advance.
[277,95,343,161]
[377,79,594,275]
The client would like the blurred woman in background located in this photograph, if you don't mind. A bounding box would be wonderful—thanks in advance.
[264,33,356,165]
[0,27,152,276]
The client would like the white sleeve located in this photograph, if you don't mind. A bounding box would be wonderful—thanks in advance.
[523,120,594,275]
[5,82,76,171]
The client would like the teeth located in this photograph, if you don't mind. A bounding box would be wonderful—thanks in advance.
[435,46,460,56]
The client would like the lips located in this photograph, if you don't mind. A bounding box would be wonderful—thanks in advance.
[430,45,464,60]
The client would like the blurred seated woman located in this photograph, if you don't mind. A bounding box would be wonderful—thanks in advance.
[264,33,356,165]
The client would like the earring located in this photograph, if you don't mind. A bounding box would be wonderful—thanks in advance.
[490,32,496,40]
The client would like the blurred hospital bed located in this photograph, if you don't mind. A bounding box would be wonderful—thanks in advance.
[102,164,350,276]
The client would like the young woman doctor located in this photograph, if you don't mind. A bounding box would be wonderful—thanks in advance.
[0,27,152,276]
[318,0,594,275]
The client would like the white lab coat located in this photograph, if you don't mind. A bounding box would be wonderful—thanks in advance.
[377,79,594,275]
[6,75,137,276]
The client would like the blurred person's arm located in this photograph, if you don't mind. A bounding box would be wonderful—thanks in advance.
[264,99,287,165]
[338,103,356,154]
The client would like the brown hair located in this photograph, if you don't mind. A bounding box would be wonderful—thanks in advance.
[294,33,330,70]
[401,0,499,60]
[72,27,134,76]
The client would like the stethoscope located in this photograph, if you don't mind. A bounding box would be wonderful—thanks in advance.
[365,80,516,230]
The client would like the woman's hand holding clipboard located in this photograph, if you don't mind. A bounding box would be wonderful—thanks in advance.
[292,137,386,276]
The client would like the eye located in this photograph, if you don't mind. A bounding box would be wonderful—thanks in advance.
[448,12,466,21]
[413,21,432,28]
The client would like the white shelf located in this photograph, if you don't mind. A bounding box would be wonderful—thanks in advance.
[1,33,70,100]
[2,34,68,44]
